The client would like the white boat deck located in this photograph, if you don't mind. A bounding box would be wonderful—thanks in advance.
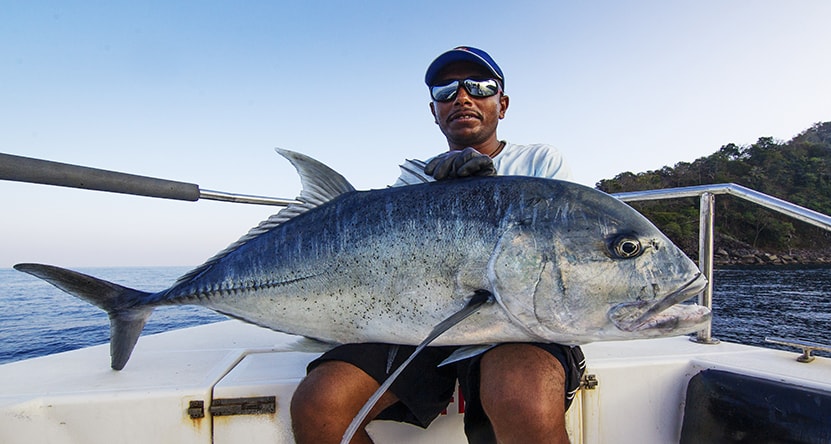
[1,320,829,443]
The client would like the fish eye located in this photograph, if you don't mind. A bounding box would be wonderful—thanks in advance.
[611,235,643,259]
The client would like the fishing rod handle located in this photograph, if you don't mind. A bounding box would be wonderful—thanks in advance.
[0,153,201,201]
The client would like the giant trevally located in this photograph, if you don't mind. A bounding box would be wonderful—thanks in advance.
[15,149,709,371]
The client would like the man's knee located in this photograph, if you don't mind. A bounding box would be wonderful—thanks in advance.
[478,344,567,423]
[291,361,378,443]
[291,361,367,420]
[291,370,330,428]
[291,375,328,421]
[480,383,562,421]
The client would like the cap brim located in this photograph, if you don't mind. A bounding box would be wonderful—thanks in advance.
[425,50,503,86]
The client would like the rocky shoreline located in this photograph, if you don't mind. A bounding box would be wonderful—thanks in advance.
[712,248,831,267]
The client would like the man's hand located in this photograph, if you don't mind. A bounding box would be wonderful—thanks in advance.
[424,147,497,180]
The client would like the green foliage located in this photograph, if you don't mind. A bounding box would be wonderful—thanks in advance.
[597,122,831,255]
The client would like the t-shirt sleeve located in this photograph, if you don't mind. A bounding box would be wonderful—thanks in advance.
[494,143,572,181]
[533,146,572,180]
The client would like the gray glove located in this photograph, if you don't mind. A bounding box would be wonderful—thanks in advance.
[424,147,497,181]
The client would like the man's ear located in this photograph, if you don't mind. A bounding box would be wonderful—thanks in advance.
[429,101,438,124]
[499,94,510,119]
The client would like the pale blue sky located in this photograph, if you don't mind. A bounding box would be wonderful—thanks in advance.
[2,1,830,267]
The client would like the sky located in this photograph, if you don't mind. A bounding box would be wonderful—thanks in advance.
[1,1,830,268]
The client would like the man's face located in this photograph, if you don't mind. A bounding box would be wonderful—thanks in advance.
[429,62,509,150]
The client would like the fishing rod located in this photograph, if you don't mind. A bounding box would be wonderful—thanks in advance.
[0,153,299,207]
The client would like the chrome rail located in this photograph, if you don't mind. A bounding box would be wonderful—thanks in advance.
[199,189,300,206]
[612,183,831,344]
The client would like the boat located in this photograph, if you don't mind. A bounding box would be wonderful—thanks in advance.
[1,155,830,443]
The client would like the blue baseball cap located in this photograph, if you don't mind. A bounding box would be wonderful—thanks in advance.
[424,46,505,88]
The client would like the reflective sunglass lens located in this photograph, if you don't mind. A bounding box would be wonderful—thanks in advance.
[431,80,460,102]
[430,78,500,102]
[463,79,499,98]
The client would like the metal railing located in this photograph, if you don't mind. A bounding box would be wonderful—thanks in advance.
[5,152,828,344]
[612,183,831,344]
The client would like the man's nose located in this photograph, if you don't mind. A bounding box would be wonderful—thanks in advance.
[454,84,473,104]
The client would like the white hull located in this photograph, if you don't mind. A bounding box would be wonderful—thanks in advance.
[2,319,828,443]
[4,178,831,443]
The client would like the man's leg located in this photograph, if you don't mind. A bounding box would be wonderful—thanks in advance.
[291,360,399,444]
[291,344,457,443]
[479,344,570,444]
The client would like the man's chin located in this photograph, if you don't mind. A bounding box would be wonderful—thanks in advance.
[444,128,487,146]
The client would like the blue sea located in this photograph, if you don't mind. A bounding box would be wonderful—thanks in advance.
[1,266,830,365]
[0,266,225,365]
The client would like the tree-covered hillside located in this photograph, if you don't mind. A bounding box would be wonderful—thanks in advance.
[596,122,831,263]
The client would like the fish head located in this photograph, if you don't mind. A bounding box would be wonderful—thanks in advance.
[488,179,710,344]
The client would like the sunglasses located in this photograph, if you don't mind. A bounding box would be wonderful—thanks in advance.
[430,78,501,102]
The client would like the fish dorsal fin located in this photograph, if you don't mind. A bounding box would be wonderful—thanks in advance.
[170,149,355,288]
[265,149,357,226]
[277,148,356,207]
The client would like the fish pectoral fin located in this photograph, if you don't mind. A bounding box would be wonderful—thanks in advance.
[340,290,494,444]
[438,344,498,367]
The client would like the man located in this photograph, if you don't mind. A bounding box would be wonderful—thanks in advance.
[291,46,585,444]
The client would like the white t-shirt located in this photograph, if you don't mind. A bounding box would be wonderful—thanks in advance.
[393,142,571,186]
[492,143,571,180]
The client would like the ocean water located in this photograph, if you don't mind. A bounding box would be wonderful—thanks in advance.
[710,267,831,354]
[0,266,225,365]
[1,266,830,365]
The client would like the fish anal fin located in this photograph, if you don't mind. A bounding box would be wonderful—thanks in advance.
[438,344,498,367]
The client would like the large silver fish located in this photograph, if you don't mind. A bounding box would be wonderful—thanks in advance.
[15,149,709,370]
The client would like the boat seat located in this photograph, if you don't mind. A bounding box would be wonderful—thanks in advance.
[679,369,831,444]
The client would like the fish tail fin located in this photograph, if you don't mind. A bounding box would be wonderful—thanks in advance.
[14,263,154,370]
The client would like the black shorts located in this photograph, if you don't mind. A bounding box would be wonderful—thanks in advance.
[306,343,586,434]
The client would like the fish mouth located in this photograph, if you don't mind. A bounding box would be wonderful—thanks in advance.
[609,273,710,333]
